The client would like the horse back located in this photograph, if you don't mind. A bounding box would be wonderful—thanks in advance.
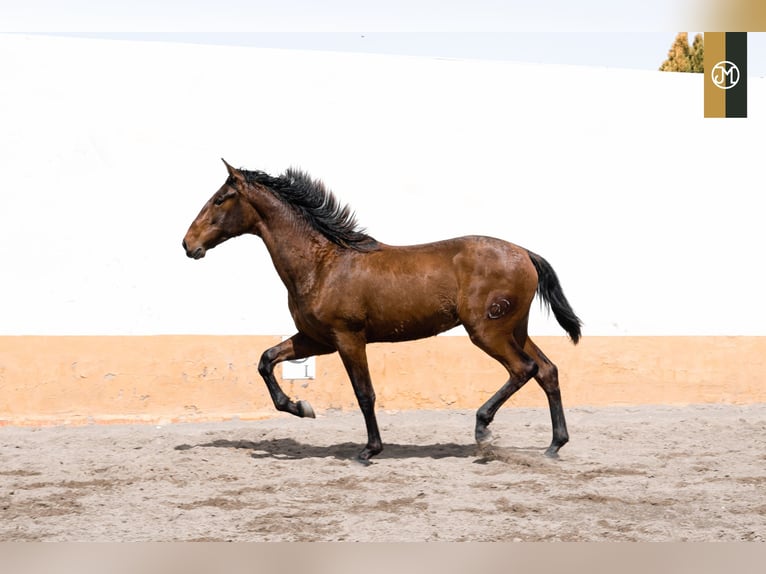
[298,235,536,344]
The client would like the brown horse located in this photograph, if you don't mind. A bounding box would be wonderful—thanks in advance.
[183,160,581,464]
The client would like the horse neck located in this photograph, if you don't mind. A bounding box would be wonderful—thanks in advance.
[246,187,335,296]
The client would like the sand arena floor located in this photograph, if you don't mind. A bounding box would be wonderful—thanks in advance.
[1,404,765,542]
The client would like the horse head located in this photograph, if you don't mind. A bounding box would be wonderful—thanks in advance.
[182,159,258,259]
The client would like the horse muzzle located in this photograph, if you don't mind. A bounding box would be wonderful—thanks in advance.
[182,239,206,260]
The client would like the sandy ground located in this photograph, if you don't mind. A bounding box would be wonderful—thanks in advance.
[1,404,765,542]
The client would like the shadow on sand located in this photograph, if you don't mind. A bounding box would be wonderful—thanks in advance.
[175,436,545,464]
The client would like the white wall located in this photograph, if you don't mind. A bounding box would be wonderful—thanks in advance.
[1,34,764,336]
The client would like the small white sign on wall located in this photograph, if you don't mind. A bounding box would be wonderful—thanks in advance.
[281,356,316,380]
[279,336,316,380]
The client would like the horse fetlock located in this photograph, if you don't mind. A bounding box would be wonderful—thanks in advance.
[544,437,568,458]
[551,430,569,448]
[475,409,494,443]
[356,439,383,463]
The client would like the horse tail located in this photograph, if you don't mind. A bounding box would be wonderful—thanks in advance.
[527,250,582,345]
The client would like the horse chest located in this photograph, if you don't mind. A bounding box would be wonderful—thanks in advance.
[287,297,340,341]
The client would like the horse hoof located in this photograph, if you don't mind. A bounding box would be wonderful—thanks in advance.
[475,440,497,463]
[354,456,372,467]
[475,428,493,446]
[297,400,315,419]
[544,447,560,459]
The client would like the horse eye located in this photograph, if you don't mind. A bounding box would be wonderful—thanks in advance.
[214,196,225,206]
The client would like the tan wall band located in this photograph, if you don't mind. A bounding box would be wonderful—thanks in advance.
[1,336,764,426]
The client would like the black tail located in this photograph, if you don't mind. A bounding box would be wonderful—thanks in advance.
[528,251,582,345]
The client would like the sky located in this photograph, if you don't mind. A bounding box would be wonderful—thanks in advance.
[1,1,693,31]
[17,31,766,77]
[4,1,765,75]
[40,32,706,72]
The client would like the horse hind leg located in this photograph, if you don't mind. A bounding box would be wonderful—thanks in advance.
[524,338,569,457]
[469,328,539,447]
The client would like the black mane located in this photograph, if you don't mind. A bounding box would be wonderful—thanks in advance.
[241,168,379,252]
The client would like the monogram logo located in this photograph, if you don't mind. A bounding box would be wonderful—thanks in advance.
[711,61,740,90]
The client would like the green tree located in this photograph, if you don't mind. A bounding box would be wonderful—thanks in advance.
[660,32,704,73]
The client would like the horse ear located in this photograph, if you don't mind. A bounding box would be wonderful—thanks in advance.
[222,158,245,183]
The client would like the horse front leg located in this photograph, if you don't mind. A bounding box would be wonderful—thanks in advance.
[257,332,334,418]
[335,333,382,465]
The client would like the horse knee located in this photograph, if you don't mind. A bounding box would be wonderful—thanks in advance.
[257,348,278,378]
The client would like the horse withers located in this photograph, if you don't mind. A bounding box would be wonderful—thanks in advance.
[182,160,581,464]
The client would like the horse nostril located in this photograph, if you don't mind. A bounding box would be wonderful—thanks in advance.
[182,239,188,251]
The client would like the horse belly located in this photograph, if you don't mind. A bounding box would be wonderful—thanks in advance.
[368,317,461,343]
[363,283,461,343]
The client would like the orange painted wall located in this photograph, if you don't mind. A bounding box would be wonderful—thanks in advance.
[0,336,764,426]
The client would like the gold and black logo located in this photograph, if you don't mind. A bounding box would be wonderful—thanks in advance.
[704,32,748,118]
